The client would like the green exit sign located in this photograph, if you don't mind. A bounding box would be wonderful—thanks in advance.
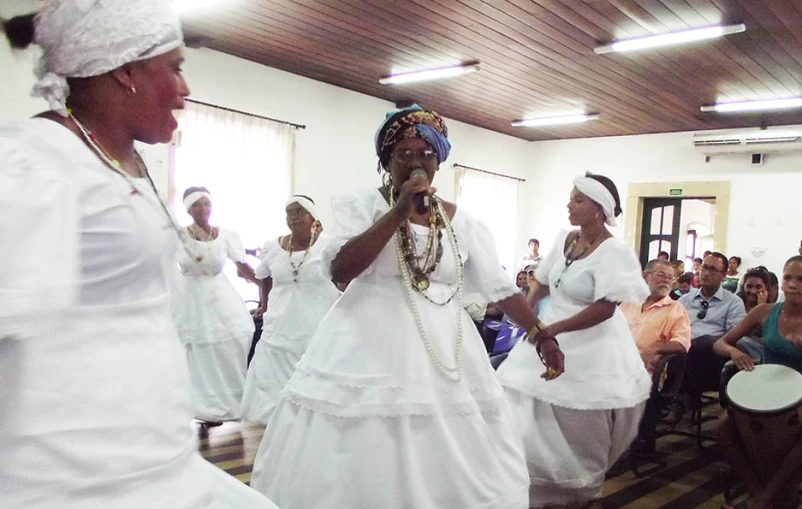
[669,188,683,196]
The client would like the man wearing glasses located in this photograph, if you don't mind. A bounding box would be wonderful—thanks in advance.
[679,253,746,339]
[667,252,746,424]
[621,259,691,452]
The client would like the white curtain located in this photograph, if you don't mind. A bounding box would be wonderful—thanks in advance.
[455,168,519,276]
[171,101,295,301]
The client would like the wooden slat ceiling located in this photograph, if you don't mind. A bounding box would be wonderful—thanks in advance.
[182,0,802,141]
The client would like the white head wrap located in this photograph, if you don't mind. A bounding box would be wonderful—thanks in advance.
[32,0,183,116]
[183,192,211,211]
[573,176,619,227]
[285,196,318,220]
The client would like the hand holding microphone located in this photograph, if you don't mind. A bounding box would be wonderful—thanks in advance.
[395,169,436,217]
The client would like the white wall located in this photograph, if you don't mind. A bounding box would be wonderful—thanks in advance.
[1,39,532,259]
[0,1,45,120]
[525,130,802,274]
[177,48,532,236]
[4,18,800,274]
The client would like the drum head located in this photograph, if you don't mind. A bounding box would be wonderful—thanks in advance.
[727,364,802,414]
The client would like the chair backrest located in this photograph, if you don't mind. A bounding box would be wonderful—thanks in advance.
[652,352,688,399]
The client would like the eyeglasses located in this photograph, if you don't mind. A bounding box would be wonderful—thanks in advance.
[649,271,675,282]
[700,264,725,274]
[697,300,709,320]
[392,149,437,163]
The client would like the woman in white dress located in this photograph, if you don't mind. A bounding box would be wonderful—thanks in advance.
[240,195,341,425]
[497,173,651,509]
[0,4,276,508]
[249,106,564,509]
[173,187,256,425]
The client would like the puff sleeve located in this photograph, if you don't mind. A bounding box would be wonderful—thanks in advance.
[319,190,383,280]
[592,240,649,304]
[460,214,519,304]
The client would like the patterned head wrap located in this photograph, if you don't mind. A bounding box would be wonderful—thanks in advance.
[31,0,183,116]
[374,105,451,168]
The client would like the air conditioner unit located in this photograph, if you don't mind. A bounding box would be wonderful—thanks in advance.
[692,130,802,155]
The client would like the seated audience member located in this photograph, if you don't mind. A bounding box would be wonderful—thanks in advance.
[671,272,694,300]
[761,268,782,303]
[515,270,529,297]
[622,259,691,373]
[712,255,802,509]
[738,267,771,313]
[657,250,670,261]
[667,252,746,422]
[311,219,323,241]
[722,255,743,293]
[520,237,541,271]
[703,250,713,259]
[672,259,685,278]
[691,257,703,287]
[680,253,747,340]
[734,266,772,360]
[621,259,691,452]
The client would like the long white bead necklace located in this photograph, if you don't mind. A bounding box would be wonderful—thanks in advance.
[189,225,217,242]
[391,193,465,382]
[69,112,199,262]
[287,232,315,283]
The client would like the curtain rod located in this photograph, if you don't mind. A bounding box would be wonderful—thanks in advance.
[452,163,525,183]
[186,99,306,129]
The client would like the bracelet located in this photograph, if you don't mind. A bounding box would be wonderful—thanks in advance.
[525,321,545,341]
[535,336,559,366]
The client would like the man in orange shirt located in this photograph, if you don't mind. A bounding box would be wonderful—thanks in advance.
[622,259,691,373]
[621,259,691,453]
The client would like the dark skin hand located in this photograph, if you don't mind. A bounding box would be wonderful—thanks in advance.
[330,136,564,379]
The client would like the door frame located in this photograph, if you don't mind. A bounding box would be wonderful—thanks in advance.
[639,198,683,266]
[623,181,731,257]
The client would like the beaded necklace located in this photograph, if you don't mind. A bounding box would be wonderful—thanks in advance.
[69,112,199,262]
[390,192,465,382]
[188,225,217,242]
[287,233,315,283]
[555,231,602,288]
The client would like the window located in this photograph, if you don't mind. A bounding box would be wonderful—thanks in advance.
[455,168,520,276]
[170,101,296,300]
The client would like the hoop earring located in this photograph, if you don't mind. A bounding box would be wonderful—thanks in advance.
[382,171,393,188]
[127,86,137,97]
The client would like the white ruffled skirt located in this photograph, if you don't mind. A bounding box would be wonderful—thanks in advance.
[250,397,528,509]
[504,389,645,508]
[248,279,529,509]
[173,273,254,422]
[240,340,301,425]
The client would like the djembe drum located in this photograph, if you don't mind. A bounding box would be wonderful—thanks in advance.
[726,364,802,502]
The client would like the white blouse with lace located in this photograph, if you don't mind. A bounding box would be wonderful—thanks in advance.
[498,229,652,410]
[250,187,529,509]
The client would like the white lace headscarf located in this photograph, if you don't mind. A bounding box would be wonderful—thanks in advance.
[32,0,183,116]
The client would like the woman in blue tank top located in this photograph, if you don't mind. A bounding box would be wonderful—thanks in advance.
[712,255,802,509]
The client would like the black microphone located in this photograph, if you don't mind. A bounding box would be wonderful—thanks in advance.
[409,169,430,214]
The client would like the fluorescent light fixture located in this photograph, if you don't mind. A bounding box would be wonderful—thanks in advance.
[379,63,480,85]
[700,97,802,113]
[595,23,745,54]
[172,0,223,13]
[511,113,599,128]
